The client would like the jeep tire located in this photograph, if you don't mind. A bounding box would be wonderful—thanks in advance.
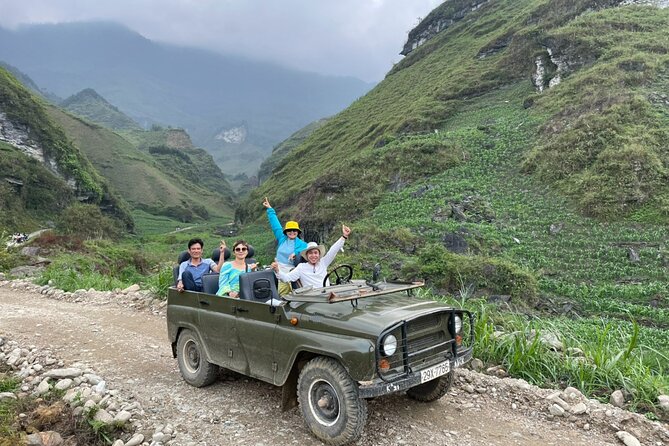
[406,370,454,402]
[297,357,368,445]
[176,329,218,387]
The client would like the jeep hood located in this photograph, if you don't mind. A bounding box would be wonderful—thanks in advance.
[286,293,453,338]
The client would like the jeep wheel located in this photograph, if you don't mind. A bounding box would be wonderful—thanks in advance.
[406,370,454,402]
[176,329,218,387]
[298,357,368,445]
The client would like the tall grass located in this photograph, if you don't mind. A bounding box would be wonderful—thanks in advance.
[38,260,131,292]
[0,372,21,442]
[143,263,175,299]
[428,291,669,417]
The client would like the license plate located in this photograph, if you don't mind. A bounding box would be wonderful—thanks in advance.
[420,360,451,383]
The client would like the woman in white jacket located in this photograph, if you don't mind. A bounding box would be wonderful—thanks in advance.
[271,224,351,288]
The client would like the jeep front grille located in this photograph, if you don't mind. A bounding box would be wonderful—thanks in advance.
[377,310,463,381]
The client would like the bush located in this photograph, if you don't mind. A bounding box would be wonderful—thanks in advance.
[0,248,12,272]
[143,263,175,299]
[56,204,122,240]
[33,232,85,251]
[402,244,537,304]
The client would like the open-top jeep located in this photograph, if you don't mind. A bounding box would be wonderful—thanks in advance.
[167,266,474,445]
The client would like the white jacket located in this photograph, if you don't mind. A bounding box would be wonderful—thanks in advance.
[277,237,346,288]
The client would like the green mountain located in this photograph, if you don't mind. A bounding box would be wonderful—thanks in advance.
[0,22,374,176]
[0,67,133,232]
[46,108,237,222]
[61,88,141,131]
[257,118,330,184]
[243,0,669,225]
[240,0,669,311]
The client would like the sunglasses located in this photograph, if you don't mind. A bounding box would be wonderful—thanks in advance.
[234,247,248,252]
[285,229,299,233]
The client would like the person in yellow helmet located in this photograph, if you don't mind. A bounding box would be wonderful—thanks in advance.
[263,197,308,295]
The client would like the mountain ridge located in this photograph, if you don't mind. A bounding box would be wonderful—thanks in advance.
[47,107,237,222]
[0,21,374,176]
[61,88,141,131]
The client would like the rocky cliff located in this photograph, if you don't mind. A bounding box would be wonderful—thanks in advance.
[0,67,133,231]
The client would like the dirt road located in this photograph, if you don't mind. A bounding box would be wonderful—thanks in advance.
[0,285,660,445]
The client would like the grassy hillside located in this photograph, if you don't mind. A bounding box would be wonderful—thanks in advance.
[47,108,236,223]
[238,0,668,414]
[240,0,668,279]
[61,88,141,130]
[0,67,133,232]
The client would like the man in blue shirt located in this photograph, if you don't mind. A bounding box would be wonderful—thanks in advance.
[176,238,224,292]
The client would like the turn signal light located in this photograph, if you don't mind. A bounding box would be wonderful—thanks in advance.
[455,334,462,346]
[379,359,390,371]
[290,317,299,326]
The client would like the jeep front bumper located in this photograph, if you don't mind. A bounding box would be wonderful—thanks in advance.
[357,346,473,398]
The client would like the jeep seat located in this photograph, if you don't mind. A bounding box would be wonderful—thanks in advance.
[238,270,279,303]
[243,244,257,266]
[201,273,220,295]
[211,247,231,263]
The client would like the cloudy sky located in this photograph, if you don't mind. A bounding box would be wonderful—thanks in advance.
[0,0,444,82]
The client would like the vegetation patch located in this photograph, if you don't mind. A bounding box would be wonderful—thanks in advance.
[0,144,74,232]
[403,244,537,304]
[249,134,463,234]
[57,204,124,240]
[0,375,124,445]
[34,238,154,292]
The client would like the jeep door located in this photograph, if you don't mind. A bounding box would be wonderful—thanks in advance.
[196,294,239,369]
[232,299,278,382]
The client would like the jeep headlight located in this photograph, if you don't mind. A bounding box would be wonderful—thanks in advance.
[454,315,463,334]
[381,334,397,357]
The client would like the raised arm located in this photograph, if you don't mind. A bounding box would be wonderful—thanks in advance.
[321,225,351,269]
[264,197,284,241]
[211,240,226,273]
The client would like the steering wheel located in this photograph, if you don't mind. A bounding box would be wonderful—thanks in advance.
[323,264,353,287]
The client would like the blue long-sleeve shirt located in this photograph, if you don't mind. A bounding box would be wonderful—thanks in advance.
[266,207,307,265]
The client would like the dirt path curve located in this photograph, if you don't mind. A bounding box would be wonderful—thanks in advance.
[0,286,632,445]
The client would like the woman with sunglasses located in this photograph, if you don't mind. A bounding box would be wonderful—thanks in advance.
[216,240,257,298]
[263,196,308,295]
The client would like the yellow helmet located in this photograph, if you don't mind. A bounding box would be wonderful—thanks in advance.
[283,221,301,235]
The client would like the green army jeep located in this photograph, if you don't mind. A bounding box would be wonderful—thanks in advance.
[167,267,474,445]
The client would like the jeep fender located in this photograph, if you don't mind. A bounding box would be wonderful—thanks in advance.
[169,322,216,366]
[274,329,376,386]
